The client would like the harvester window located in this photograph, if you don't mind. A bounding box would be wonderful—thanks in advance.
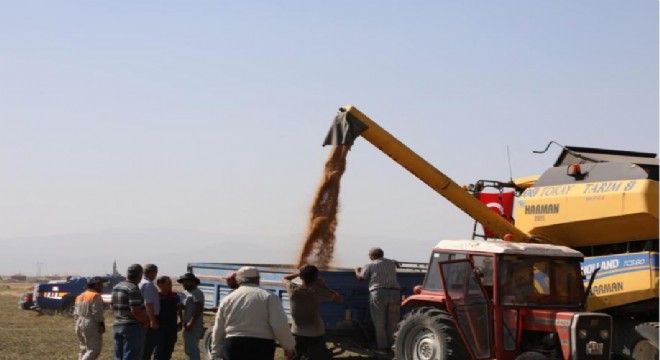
[628,239,659,252]
[532,262,550,294]
[578,239,658,257]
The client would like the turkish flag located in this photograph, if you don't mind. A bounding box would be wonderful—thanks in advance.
[478,191,515,238]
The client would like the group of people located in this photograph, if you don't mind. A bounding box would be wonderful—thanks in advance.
[209,264,343,360]
[209,246,401,360]
[73,263,205,360]
[73,246,401,360]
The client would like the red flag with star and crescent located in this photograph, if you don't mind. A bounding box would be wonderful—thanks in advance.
[478,191,515,238]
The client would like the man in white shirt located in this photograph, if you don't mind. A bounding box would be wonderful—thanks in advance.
[211,266,295,360]
[139,263,159,360]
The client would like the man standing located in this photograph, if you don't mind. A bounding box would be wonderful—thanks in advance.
[177,272,205,360]
[155,275,182,360]
[355,247,401,354]
[74,277,105,360]
[112,264,150,360]
[283,265,343,360]
[211,266,295,360]
[139,264,160,360]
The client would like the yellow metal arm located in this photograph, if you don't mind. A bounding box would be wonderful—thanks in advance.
[326,105,530,243]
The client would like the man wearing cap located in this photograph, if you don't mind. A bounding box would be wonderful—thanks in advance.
[355,247,401,354]
[210,266,295,360]
[74,277,106,360]
[112,264,150,360]
[177,272,205,360]
[139,263,160,360]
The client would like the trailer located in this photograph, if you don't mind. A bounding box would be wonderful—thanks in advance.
[187,262,426,359]
[33,275,124,316]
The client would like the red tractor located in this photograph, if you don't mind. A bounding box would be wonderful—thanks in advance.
[394,239,612,360]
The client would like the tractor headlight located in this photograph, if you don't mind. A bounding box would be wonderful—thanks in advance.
[599,330,609,339]
[578,329,588,339]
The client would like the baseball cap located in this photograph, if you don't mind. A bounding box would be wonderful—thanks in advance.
[236,266,259,282]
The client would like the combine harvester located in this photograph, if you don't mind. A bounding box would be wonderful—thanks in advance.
[325,105,658,360]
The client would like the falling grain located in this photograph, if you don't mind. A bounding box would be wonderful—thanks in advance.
[297,145,350,269]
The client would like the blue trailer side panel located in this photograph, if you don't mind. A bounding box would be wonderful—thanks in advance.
[188,263,426,334]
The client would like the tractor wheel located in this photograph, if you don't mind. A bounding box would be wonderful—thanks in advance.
[393,307,468,360]
[622,322,659,360]
[515,352,549,360]
[202,327,214,360]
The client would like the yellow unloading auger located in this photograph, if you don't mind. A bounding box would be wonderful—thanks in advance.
[323,105,532,243]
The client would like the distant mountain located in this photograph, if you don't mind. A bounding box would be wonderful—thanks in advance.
[1,228,432,277]
[1,229,296,277]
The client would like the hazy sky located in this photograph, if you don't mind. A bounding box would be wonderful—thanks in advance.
[1,1,657,276]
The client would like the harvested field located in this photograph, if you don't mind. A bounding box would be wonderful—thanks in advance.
[0,281,362,359]
[0,282,188,359]
[0,281,288,359]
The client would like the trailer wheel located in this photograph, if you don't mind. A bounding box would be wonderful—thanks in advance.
[39,308,56,316]
[622,322,659,360]
[202,327,214,360]
[393,307,467,360]
[62,301,75,317]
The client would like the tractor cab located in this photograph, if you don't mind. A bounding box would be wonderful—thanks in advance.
[397,240,612,360]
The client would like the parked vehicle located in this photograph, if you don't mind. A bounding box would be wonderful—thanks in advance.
[18,291,35,310]
[187,262,426,359]
[34,275,124,316]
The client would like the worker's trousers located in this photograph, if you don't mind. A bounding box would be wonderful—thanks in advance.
[369,288,400,350]
[75,318,103,360]
[183,327,204,360]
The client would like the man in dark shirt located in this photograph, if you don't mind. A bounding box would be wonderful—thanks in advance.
[112,264,150,360]
[283,265,343,360]
[155,275,182,360]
